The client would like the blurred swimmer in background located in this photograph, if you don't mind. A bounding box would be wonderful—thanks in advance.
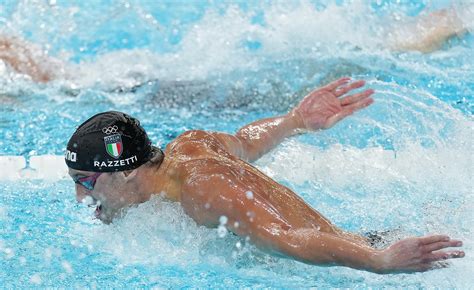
[0,8,470,83]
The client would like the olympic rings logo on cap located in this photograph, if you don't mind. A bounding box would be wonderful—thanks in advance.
[102,125,119,135]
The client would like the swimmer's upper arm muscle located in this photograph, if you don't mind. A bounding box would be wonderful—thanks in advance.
[210,132,248,160]
[209,114,302,162]
[175,129,280,162]
[169,130,247,160]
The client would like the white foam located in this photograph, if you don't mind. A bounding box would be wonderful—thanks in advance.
[0,1,471,95]
[0,156,25,180]
[29,155,68,180]
[256,140,473,196]
[0,155,66,181]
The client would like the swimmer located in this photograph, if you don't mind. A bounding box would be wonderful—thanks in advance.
[65,78,464,274]
[0,8,470,83]
[389,8,470,52]
[0,36,60,82]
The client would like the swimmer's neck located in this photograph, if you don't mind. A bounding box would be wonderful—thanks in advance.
[137,156,181,203]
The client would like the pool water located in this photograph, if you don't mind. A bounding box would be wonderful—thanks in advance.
[1,0,473,288]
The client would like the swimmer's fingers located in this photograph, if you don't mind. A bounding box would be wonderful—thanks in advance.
[421,250,465,263]
[414,261,449,272]
[419,234,451,244]
[324,97,374,128]
[422,239,463,253]
[320,77,351,92]
[340,89,374,106]
[341,94,374,114]
[334,80,366,97]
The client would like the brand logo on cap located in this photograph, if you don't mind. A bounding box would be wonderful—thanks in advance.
[65,150,77,162]
[104,134,123,159]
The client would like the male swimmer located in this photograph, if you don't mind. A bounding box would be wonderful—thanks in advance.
[0,8,469,83]
[65,78,464,274]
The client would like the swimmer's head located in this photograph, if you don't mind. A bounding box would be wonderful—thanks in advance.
[65,111,164,223]
[65,111,159,172]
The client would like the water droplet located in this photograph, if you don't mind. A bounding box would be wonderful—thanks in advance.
[217,225,227,238]
[44,248,53,262]
[219,215,228,225]
[245,191,254,199]
[81,196,94,206]
[4,248,14,259]
[61,261,73,274]
[0,207,7,220]
[30,274,42,285]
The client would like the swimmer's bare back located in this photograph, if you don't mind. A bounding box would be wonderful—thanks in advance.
[157,78,464,273]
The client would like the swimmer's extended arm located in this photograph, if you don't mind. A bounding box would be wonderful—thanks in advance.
[391,8,467,53]
[183,175,464,273]
[0,36,57,82]
[213,78,374,162]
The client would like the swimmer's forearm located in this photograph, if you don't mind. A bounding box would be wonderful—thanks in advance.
[278,230,383,272]
[391,9,466,53]
[0,36,54,82]
[235,112,303,162]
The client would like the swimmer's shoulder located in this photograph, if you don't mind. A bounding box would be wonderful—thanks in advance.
[165,130,233,160]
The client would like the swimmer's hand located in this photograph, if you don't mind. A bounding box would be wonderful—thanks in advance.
[211,77,374,161]
[376,235,464,273]
[291,77,374,130]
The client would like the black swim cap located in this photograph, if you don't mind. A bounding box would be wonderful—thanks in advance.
[65,111,154,172]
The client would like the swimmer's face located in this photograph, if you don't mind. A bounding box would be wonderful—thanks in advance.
[68,168,142,224]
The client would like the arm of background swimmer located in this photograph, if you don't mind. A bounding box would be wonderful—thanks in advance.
[390,8,467,53]
[211,78,374,162]
[0,36,55,82]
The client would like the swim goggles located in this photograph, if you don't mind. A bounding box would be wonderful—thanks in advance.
[73,173,103,190]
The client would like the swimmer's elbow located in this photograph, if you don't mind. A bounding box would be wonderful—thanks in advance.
[235,137,262,162]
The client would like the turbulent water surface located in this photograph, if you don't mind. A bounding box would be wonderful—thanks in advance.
[0,0,473,288]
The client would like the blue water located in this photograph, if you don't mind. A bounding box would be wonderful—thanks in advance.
[1,0,473,288]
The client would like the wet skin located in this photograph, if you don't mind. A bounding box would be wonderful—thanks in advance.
[70,78,464,273]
